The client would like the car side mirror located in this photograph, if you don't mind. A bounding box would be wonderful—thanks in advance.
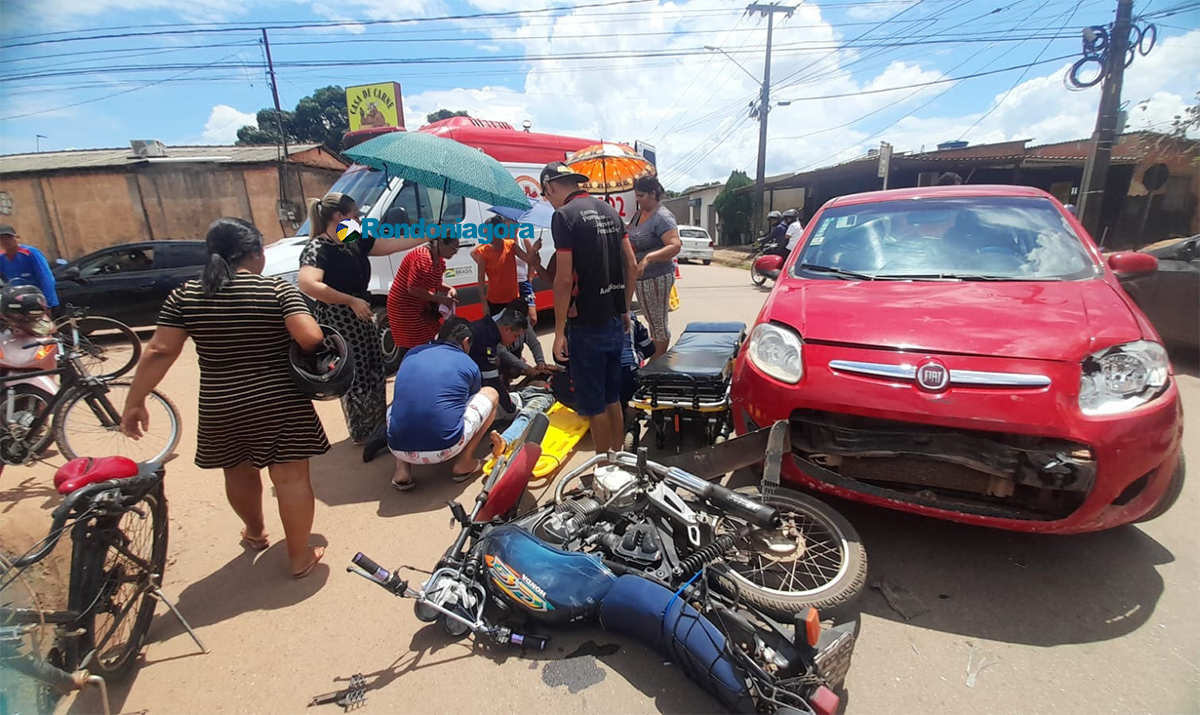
[1107,252,1158,280]
[61,265,84,282]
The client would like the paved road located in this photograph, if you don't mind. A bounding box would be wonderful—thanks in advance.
[3,263,1197,714]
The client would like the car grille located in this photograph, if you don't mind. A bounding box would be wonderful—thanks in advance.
[789,410,1095,520]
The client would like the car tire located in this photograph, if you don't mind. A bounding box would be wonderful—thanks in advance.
[702,259,712,265]
[1136,456,1185,523]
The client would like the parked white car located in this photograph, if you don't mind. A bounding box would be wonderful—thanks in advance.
[677,225,714,265]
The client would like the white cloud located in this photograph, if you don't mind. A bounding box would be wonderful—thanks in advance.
[201,105,258,144]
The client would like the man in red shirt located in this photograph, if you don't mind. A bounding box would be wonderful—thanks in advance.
[387,237,460,355]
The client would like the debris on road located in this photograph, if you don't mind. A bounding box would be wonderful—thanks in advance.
[873,580,930,620]
[965,643,999,688]
[309,673,367,711]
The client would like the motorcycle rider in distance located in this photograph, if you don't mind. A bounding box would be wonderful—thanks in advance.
[782,208,804,252]
[759,211,789,260]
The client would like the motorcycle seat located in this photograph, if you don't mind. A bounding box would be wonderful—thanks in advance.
[54,456,140,495]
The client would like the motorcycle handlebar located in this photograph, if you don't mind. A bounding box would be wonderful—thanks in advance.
[352,552,386,579]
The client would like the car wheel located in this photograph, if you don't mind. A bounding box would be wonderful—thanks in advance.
[702,259,711,265]
[1136,456,1185,523]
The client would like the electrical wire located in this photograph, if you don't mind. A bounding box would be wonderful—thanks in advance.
[956,0,1085,140]
[0,50,251,121]
[0,0,658,47]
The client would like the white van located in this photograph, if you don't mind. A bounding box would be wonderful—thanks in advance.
[263,118,639,323]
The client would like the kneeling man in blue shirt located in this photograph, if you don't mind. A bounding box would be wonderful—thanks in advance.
[386,317,499,490]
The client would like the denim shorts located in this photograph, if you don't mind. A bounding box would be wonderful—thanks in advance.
[567,317,624,417]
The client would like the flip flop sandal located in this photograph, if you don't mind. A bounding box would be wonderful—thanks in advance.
[292,547,326,580]
[392,478,416,491]
[240,530,270,551]
[451,460,477,482]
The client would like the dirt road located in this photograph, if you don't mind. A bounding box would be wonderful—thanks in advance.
[2,263,1197,714]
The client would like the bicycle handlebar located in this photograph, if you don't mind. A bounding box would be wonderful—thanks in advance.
[10,463,164,569]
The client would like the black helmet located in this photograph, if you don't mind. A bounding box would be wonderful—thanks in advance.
[288,325,355,401]
[783,208,799,221]
[0,285,52,335]
[767,210,782,220]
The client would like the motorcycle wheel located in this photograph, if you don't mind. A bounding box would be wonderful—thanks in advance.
[0,384,55,464]
[714,487,867,622]
[750,257,767,287]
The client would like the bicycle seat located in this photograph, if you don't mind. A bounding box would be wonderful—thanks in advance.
[55,456,139,494]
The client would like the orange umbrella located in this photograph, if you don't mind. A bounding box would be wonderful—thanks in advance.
[565,142,655,194]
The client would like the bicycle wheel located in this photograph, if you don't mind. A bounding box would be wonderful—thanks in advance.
[53,383,180,464]
[72,483,168,679]
[0,384,56,465]
[56,316,142,379]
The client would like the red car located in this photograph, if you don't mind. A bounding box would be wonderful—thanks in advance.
[731,185,1185,534]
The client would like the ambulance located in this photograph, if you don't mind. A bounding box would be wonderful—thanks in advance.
[262,116,647,322]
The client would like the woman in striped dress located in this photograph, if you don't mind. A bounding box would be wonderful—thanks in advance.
[298,193,424,443]
[120,218,329,579]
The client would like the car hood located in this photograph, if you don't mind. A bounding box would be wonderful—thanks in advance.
[261,236,307,276]
[766,277,1145,362]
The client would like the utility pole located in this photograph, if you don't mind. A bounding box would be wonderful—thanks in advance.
[1076,0,1133,239]
[262,28,291,210]
[746,2,795,237]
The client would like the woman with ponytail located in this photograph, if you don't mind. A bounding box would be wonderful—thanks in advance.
[298,192,423,443]
[120,217,330,579]
[628,175,682,358]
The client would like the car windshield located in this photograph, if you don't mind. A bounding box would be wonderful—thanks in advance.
[791,196,1099,281]
[293,164,392,237]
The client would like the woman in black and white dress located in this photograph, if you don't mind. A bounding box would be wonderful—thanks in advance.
[298,193,423,443]
[121,218,329,578]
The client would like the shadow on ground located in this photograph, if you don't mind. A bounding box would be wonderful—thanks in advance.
[822,495,1173,647]
[325,621,721,715]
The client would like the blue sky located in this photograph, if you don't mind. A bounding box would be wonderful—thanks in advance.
[1,0,1197,189]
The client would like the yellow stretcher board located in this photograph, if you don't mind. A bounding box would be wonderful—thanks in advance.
[483,402,590,484]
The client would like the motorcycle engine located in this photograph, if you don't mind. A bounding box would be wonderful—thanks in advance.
[593,465,641,511]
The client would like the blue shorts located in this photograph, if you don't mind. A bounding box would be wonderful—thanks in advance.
[567,317,624,417]
[519,280,535,307]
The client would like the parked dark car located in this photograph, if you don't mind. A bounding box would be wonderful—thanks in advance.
[54,241,209,326]
[1120,234,1200,351]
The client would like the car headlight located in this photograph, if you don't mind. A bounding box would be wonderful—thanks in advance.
[747,322,804,384]
[1079,340,1170,416]
[278,271,300,287]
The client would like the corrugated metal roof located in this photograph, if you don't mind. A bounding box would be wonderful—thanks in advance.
[0,143,327,175]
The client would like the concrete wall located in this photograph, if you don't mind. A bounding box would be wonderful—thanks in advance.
[0,162,344,259]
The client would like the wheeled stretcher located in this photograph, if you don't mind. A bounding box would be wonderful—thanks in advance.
[629,322,747,451]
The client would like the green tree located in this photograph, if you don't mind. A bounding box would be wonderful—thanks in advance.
[713,170,754,244]
[1170,91,1199,137]
[236,86,348,152]
[426,109,470,123]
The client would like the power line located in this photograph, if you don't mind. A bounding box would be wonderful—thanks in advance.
[955,0,1084,141]
[0,51,249,122]
[0,0,656,47]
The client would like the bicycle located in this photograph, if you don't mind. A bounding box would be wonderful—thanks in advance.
[0,459,206,715]
[54,305,143,380]
[0,333,180,466]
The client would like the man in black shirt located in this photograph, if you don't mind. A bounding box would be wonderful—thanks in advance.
[540,161,638,453]
[468,299,533,416]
